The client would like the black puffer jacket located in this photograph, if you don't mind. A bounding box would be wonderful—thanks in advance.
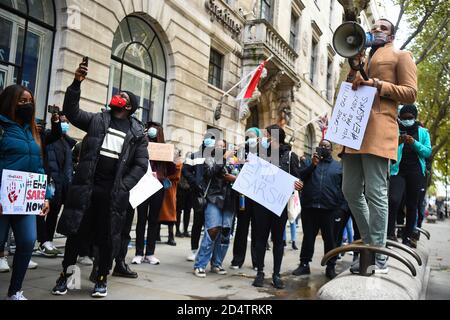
[57,80,148,254]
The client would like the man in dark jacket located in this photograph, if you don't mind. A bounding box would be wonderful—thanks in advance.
[37,113,76,257]
[292,139,342,279]
[51,60,148,298]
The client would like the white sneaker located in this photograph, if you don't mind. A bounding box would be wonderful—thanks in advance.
[28,260,38,269]
[193,268,206,278]
[5,291,27,300]
[131,256,143,265]
[144,255,160,265]
[0,257,10,273]
[77,256,93,266]
[230,265,240,270]
[186,250,197,262]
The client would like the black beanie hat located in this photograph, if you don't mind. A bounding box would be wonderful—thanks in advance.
[399,104,418,118]
[122,90,139,115]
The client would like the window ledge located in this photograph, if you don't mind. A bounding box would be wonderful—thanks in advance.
[207,83,226,95]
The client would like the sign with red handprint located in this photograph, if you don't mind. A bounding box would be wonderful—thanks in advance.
[1,169,47,215]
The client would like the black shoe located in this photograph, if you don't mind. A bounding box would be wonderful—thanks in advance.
[412,230,420,241]
[292,241,298,250]
[167,238,177,246]
[175,231,183,238]
[283,240,287,247]
[92,276,107,298]
[52,272,70,295]
[252,272,265,287]
[325,267,337,280]
[183,231,191,238]
[292,263,310,276]
[402,237,417,249]
[272,274,285,289]
[387,235,398,242]
[113,261,138,278]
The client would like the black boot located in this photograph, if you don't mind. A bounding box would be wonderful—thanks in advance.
[252,272,265,287]
[272,273,285,289]
[112,260,138,278]
[292,262,310,276]
[325,266,337,279]
[292,241,298,250]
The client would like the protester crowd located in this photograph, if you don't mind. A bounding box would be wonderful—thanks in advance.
[0,19,435,300]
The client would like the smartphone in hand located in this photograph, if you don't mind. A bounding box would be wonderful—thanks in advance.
[82,56,89,67]
[47,105,60,114]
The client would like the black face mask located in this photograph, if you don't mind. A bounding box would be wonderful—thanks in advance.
[316,146,331,159]
[15,103,34,123]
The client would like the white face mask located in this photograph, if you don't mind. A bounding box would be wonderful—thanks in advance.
[372,32,389,46]
[248,138,258,148]
[400,119,415,127]
[147,127,158,139]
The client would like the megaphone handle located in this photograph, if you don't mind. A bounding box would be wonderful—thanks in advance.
[359,67,369,81]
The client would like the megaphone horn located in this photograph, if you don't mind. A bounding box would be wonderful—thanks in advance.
[332,22,373,58]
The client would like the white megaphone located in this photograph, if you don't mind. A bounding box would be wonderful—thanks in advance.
[333,22,374,80]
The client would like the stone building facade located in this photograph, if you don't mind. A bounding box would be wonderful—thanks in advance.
[0,0,386,157]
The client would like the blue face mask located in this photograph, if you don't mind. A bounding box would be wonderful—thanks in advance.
[204,138,216,148]
[400,119,415,127]
[61,122,70,134]
[147,127,158,139]
[261,137,270,149]
[247,138,258,148]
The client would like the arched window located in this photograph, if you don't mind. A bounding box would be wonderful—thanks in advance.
[0,0,56,120]
[108,15,167,123]
[304,124,315,159]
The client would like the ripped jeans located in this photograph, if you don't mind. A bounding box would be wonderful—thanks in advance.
[194,202,234,270]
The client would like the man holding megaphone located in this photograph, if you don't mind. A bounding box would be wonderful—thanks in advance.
[336,19,417,274]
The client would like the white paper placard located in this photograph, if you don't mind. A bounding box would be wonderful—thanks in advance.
[232,153,297,217]
[325,82,376,150]
[129,162,163,209]
[1,169,47,215]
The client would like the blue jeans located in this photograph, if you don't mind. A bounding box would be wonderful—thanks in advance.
[343,218,353,243]
[194,203,234,269]
[283,222,297,242]
[0,215,36,296]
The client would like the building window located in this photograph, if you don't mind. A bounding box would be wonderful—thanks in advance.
[109,15,167,124]
[304,125,315,159]
[290,13,299,49]
[0,0,56,121]
[208,49,223,89]
[261,0,273,23]
[310,38,318,83]
[326,58,333,101]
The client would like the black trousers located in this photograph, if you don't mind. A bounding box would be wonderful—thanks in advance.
[231,198,257,268]
[388,171,424,240]
[136,188,165,256]
[253,202,287,275]
[299,207,337,268]
[191,208,205,251]
[62,187,112,277]
[334,208,361,246]
[176,188,192,234]
[115,208,135,262]
[37,190,65,244]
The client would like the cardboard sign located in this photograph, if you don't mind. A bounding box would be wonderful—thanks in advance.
[232,153,297,217]
[129,162,163,209]
[148,143,175,162]
[1,169,47,215]
[325,82,376,150]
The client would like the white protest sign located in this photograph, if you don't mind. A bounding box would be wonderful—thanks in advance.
[232,153,297,217]
[129,162,163,209]
[1,169,47,215]
[325,81,376,150]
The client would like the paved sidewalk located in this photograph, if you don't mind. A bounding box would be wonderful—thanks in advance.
[0,223,352,300]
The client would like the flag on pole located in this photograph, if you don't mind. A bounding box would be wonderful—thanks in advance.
[236,60,268,101]
[316,114,328,139]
